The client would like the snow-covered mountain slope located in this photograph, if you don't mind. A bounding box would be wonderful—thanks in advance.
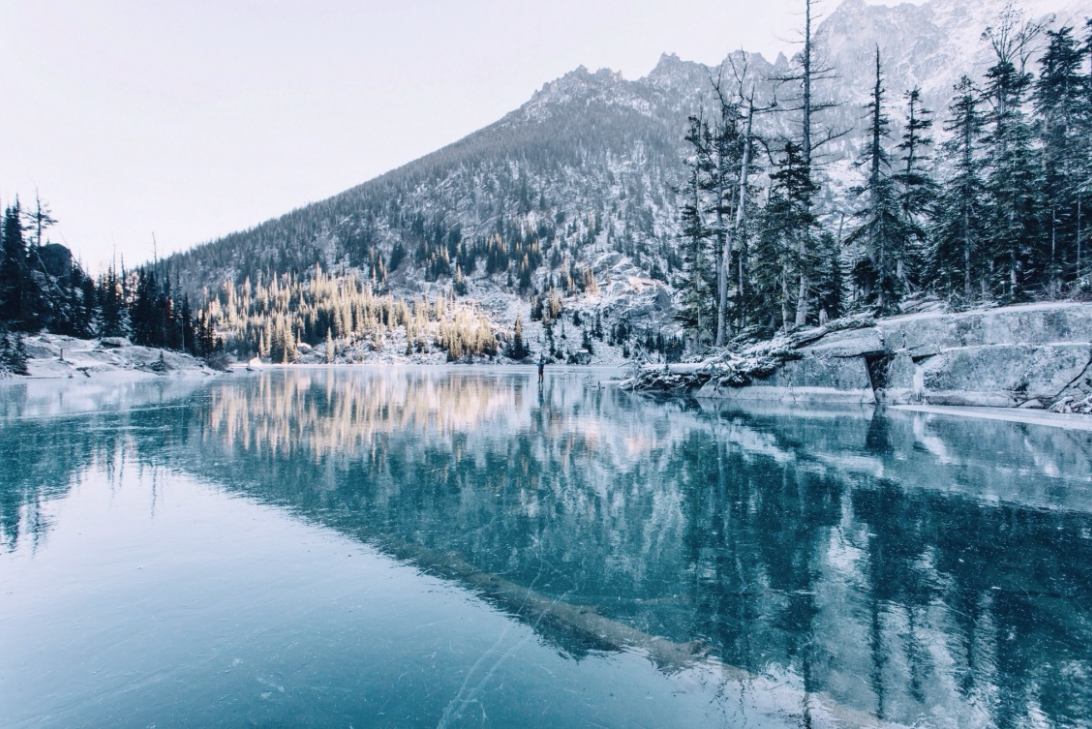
[168,0,1088,330]
[824,0,1088,115]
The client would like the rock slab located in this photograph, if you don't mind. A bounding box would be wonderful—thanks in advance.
[698,303,1092,409]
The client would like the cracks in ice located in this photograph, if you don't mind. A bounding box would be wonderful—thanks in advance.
[436,536,568,729]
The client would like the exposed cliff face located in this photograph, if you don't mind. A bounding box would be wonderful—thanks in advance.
[695,303,1092,410]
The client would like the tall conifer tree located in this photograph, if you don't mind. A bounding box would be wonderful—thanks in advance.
[932,77,987,301]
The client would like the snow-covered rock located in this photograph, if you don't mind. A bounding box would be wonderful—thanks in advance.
[693,303,1092,411]
[701,356,876,404]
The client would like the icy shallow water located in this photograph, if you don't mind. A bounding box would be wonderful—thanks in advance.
[1,366,1091,728]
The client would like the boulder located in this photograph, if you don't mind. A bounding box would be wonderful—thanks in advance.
[880,352,918,404]
[100,337,132,349]
[696,303,1092,409]
[799,327,884,358]
[568,351,593,365]
[699,355,875,404]
[881,303,1092,356]
[919,344,1090,407]
[36,243,73,279]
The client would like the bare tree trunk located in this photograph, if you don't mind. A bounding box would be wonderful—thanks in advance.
[794,0,814,328]
[795,273,809,327]
[964,211,972,300]
[715,163,728,347]
[732,85,756,332]
[1051,208,1057,298]
[802,0,812,172]
[781,274,791,330]
[1077,199,1083,281]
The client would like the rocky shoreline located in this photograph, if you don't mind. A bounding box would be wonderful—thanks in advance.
[7,303,1092,422]
[625,302,1092,415]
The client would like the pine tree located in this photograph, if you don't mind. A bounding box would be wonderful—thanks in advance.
[181,296,196,354]
[813,231,845,323]
[845,49,908,314]
[325,327,335,363]
[23,192,57,250]
[893,87,938,286]
[707,82,746,345]
[980,8,1045,300]
[0,202,28,328]
[1034,25,1086,295]
[772,0,843,327]
[754,141,818,329]
[932,77,986,301]
[98,266,130,338]
[130,267,160,346]
[677,115,715,344]
[79,275,97,337]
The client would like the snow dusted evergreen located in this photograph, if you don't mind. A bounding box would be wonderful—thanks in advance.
[0,195,219,371]
[677,2,1092,347]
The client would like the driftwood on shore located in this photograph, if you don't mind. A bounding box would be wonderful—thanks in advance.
[620,348,804,394]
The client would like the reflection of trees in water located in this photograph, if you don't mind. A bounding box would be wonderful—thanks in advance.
[1,419,93,551]
[2,370,1091,728]
[206,370,535,460]
[852,484,1092,727]
[180,372,1092,728]
[0,404,202,552]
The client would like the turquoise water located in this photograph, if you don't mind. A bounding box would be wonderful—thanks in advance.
[1,367,1091,728]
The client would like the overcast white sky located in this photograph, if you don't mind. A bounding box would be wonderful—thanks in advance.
[0,0,899,270]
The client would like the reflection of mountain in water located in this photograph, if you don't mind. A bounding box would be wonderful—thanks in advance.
[2,369,1091,727]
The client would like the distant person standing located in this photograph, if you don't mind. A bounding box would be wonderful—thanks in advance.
[537,356,545,384]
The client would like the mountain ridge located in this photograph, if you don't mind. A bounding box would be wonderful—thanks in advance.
[166,0,1088,352]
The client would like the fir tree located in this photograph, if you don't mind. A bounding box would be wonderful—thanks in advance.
[506,313,530,360]
[0,328,29,376]
[932,76,986,301]
[1034,25,1086,295]
[980,8,1045,300]
[893,87,938,286]
[845,48,908,314]
[0,202,28,328]
[581,324,594,355]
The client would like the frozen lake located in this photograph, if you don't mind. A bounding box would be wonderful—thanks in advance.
[1,367,1090,728]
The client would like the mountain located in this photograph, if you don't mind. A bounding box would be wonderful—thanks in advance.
[821,0,1089,126]
[167,0,1088,355]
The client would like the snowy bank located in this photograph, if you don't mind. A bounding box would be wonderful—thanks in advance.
[5,333,221,381]
[0,334,234,419]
